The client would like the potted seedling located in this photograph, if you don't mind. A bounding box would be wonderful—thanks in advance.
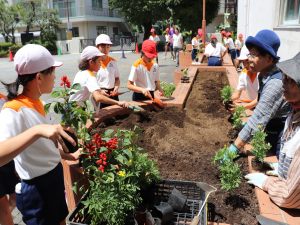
[181,68,190,83]
[220,85,233,110]
[160,81,176,98]
[250,126,271,170]
[228,106,246,139]
[213,146,242,192]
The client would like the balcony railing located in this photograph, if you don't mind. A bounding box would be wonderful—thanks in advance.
[55,6,121,18]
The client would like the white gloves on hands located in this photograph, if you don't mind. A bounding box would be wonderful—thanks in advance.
[265,162,279,176]
[244,173,268,189]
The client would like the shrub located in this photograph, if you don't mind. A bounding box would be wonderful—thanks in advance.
[0,50,8,58]
[0,42,13,52]
[160,81,176,97]
[9,44,22,54]
[250,126,271,163]
[232,106,246,129]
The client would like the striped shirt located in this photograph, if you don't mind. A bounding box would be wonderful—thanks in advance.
[263,125,300,208]
[238,69,290,142]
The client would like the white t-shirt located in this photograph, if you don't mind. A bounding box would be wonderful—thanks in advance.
[149,35,160,43]
[235,39,243,50]
[165,34,170,43]
[191,37,200,49]
[69,70,100,102]
[97,56,120,89]
[0,95,60,180]
[173,33,183,48]
[204,43,226,57]
[128,58,160,91]
[225,37,235,50]
[237,69,259,101]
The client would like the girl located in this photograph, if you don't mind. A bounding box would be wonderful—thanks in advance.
[95,34,121,108]
[202,35,227,66]
[69,46,128,110]
[127,40,164,101]
[0,44,79,225]
[191,32,201,63]
[149,28,160,64]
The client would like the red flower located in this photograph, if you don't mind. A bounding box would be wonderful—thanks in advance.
[106,138,118,150]
[60,75,71,88]
[98,165,105,172]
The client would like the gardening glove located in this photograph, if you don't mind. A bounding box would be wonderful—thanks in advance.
[244,173,268,189]
[221,144,240,162]
[265,162,279,177]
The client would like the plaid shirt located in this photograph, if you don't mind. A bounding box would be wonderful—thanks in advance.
[238,68,291,142]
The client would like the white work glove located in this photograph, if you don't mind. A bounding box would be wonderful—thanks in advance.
[244,173,268,189]
[265,162,278,177]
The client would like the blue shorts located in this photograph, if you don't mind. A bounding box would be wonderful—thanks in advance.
[0,160,19,197]
[208,56,222,66]
[16,163,68,225]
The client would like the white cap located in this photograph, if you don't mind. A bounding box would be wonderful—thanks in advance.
[237,45,250,61]
[80,46,105,61]
[14,44,62,75]
[95,34,113,45]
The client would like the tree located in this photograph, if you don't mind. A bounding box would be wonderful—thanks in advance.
[170,0,220,33]
[108,0,180,40]
[18,0,40,34]
[0,0,21,43]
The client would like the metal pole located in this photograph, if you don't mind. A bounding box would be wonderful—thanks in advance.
[202,0,206,44]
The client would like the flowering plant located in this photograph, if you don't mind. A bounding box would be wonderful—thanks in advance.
[80,126,160,225]
[45,75,93,141]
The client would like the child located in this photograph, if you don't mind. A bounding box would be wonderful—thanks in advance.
[127,40,164,101]
[0,44,79,224]
[191,32,201,63]
[235,33,244,57]
[231,46,258,110]
[69,46,128,110]
[202,35,227,66]
[225,32,237,65]
[0,92,19,225]
[95,34,121,108]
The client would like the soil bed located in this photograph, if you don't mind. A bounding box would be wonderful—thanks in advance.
[93,71,259,224]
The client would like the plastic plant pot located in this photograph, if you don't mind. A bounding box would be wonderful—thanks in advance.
[153,202,174,224]
[167,188,188,212]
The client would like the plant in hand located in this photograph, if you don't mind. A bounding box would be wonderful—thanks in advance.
[213,146,242,191]
[80,127,160,225]
[45,75,93,151]
[220,85,233,105]
[160,81,176,97]
[250,126,271,163]
[232,106,246,130]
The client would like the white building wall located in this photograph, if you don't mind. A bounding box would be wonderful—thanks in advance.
[237,0,300,61]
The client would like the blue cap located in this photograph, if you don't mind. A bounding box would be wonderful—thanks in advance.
[246,29,280,60]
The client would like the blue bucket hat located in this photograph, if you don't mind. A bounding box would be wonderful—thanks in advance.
[245,29,280,60]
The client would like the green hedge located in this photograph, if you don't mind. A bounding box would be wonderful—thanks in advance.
[0,42,13,52]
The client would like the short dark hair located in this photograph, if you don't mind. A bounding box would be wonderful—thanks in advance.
[78,56,100,70]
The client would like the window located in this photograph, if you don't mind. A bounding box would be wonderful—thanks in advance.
[281,0,300,25]
[92,0,103,9]
[72,27,79,37]
[97,26,107,35]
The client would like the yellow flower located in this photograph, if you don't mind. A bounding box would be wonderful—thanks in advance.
[128,159,132,166]
[118,170,126,177]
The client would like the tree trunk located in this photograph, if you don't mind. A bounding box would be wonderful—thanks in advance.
[142,21,152,41]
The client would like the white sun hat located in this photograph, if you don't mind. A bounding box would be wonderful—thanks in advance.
[237,45,250,61]
[14,44,62,75]
[95,34,113,46]
[80,46,105,61]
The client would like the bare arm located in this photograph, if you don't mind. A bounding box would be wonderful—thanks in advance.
[113,77,120,93]
[244,98,258,110]
[127,80,152,100]
[92,90,128,107]
[0,124,75,166]
[155,81,164,96]
[231,90,242,101]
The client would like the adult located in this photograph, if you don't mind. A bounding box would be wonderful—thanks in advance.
[245,52,300,209]
[202,35,226,66]
[95,34,121,108]
[172,27,183,67]
[228,29,291,158]
[127,40,164,101]
[149,28,160,64]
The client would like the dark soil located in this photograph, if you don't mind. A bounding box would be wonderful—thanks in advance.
[93,71,259,225]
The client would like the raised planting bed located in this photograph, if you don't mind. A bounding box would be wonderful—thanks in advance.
[89,71,259,224]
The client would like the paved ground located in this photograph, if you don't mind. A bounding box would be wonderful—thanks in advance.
[0,51,178,225]
[0,51,177,103]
